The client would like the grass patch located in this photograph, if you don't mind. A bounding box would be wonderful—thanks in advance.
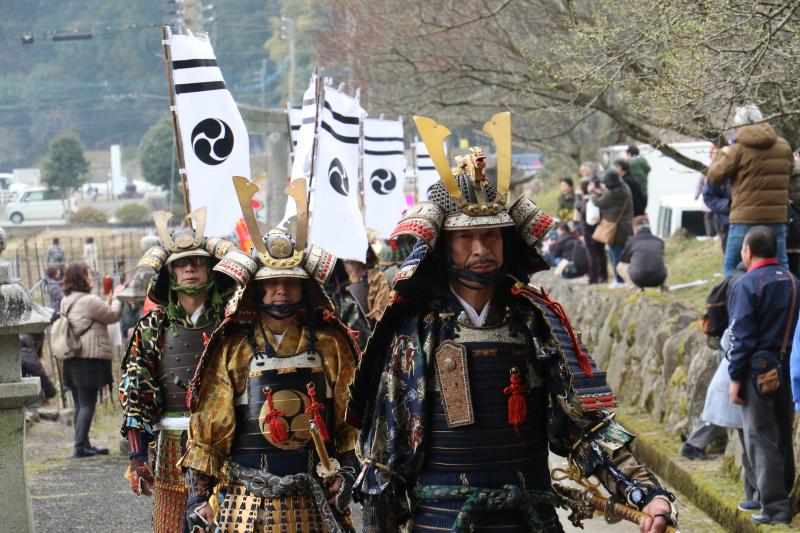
[663,231,724,310]
[532,186,562,221]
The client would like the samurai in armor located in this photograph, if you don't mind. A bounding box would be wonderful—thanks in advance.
[119,208,241,533]
[180,176,359,533]
[326,241,391,351]
[347,113,678,533]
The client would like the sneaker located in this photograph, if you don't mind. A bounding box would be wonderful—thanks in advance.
[680,443,710,461]
[608,281,624,289]
[751,513,789,525]
[737,500,761,512]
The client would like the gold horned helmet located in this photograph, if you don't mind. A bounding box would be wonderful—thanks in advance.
[413,111,513,228]
[228,176,336,284]
[152,208,212,265]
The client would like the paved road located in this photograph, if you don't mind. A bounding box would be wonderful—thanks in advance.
[26,411,724,532]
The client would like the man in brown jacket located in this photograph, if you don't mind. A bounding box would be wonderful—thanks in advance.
[707,104,793,276]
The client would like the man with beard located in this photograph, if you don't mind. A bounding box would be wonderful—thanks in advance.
[119,209,240,533]
[347,113,677,533]
[180,177,359,533]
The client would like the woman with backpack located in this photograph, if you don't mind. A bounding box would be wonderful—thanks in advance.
[60,262,122,458]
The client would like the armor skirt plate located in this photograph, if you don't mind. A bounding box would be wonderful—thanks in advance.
[153,428,188,533]
[218,482,329,533]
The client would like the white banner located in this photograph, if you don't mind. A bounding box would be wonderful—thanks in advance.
[280,76,318,229]
[169,31,250,236]
[309,86,368,261]
[416,139,440,199]
[363,117,407,237]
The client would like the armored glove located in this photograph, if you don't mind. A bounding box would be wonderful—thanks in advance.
[129,456,154,496]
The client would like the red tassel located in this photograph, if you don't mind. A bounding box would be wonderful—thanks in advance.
[263,387,288,443]
[503,367,529,437]
[305,383,330,441]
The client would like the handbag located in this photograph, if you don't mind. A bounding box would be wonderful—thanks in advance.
[50,294,95,360]
[750,274,796,396]
[592,197,629,245]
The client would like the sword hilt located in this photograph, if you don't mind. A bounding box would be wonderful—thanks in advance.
[310,420,340,478]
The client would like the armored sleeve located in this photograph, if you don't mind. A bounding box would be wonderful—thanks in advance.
[318,327,359,455]
[119,310,165,437]
[180,334,250,478]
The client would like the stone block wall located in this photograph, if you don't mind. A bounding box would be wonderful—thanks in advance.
[537,274,800,498]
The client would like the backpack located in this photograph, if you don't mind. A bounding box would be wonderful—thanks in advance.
[50,294,94,360]
[701,277,734,337]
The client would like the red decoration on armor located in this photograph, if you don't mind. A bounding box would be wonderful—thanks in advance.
[512,285,594,377]
[202,332,210,348]
[504,367,529,437]
[304,382,330,441]
[263,387,289,443]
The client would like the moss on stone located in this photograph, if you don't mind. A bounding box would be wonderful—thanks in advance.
[721,454,742,482]
[669,365,688,387]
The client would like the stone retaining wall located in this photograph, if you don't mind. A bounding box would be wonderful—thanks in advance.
[536,273,800,500]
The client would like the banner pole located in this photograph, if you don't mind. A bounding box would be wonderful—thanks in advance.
[305,71,323,213]
[358,111,365,215]
[161,25,192,223]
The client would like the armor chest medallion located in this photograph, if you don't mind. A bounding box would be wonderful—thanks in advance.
[160,324,213,412]
[233,347,332,453]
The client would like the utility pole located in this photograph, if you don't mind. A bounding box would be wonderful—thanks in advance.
[281,16,296,103]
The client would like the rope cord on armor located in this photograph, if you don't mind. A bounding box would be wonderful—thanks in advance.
[413,484,568,533]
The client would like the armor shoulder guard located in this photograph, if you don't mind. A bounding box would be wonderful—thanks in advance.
[120,307,167,371]
[510,281,617,412]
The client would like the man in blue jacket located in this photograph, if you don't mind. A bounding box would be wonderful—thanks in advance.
[727,225,797,525]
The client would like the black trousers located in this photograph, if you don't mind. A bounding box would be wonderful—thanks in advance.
[70,386,99,449]
[740,375,794,520]
[586,243,608,284]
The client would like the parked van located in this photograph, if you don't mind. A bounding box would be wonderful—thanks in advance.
[656,194,708,238]
[5,187,67,224]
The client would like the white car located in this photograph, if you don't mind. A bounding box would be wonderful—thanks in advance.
[5,187,67,224]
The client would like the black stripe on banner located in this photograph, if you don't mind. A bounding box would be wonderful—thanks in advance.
[418,166,436,171]
[323,100,360,125]
[364,149,404,156]
[364,135,403,142]
[301,117,315,124]
[302,98,315,106]
[418,154,431,159]
[320,121,359,144]
[172,58,218,69]
[290,125,301,130]
[175,81,226,94]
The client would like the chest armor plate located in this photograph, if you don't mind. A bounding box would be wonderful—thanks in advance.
[423,319,549,482]
[230,346,334,458]
[160,324,212,412]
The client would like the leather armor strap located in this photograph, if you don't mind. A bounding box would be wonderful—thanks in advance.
[434,340,474,427]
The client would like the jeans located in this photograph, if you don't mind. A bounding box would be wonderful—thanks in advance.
[608,244,625,283]
[724,223,788,277]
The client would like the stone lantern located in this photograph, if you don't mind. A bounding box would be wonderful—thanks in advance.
[0,227,52,532]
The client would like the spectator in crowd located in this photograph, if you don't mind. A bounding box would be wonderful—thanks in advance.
[546,221,589,279]
[702,176,731,253]
[727,226,797,525]
[20,333,56,409]
[614,159,647,216]
[591,169,634,288]
[579,162,608,284]
[682,262,759,510]
[556,177,576,221]
[626,144,651,202]
[45,238,66,269]
[60,262,122,458]
[786,149,800,276]
[707,104,793,277]
[616,217,668,291]
[83,236,99,274]
[694,174,716,238]
[43,266,64,312]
